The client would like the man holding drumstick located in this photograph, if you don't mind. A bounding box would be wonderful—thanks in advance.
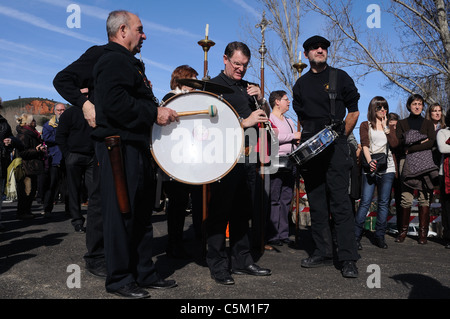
[92,10,178,298]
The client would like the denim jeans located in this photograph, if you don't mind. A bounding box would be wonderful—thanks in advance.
[355,172,395,239]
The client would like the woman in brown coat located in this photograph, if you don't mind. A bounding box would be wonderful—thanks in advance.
[15,114,46,220]
[395,94,438,244]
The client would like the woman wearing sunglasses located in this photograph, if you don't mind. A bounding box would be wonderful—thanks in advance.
[355,96,398,249]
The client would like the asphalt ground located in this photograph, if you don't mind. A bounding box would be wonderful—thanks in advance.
[0,199,449,315]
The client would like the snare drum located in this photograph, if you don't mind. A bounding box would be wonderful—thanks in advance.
[151,91,244,185]
[288,126,338,166]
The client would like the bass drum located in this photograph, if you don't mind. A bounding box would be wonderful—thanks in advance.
[151,91,244,185]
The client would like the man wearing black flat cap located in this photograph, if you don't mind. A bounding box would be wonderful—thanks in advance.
[292,35,361,278]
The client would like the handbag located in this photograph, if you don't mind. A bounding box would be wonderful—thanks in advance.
[362,124,388,174]
[362,152,387,171]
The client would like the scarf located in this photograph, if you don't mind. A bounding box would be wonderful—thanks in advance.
[22,125,41,140]
[48,115,58,128]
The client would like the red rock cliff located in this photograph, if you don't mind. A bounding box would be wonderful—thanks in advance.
[24,100,55,115]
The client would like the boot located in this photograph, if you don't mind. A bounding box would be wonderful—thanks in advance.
[418,205,430,244]
[395,207,411,243]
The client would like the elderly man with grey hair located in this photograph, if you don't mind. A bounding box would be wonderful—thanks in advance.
[92,10,178,299]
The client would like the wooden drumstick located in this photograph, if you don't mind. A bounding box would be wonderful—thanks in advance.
[177,105,217,117]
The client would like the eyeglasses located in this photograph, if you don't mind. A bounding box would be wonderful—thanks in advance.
[227,58,249,70]
[376,105,388,111]
[281,98,290,101]
[308,43,328,51]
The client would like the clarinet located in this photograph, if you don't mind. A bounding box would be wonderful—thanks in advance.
[247,82,278,144]
[250,91,277,145]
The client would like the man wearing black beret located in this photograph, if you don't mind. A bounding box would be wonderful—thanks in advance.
[292,35,361,278]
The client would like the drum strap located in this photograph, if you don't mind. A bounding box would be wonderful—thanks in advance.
[286,118,295,153]
[328,67,338,121]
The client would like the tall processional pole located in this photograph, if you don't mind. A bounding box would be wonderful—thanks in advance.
[255,12,272,253]
[292,54,307,246]
[198,24,215,256]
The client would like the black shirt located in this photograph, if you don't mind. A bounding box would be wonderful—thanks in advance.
[53,45,107,108]
[92,42,158,143]
[56,106,94,158]
[292,65,359,141]
[209,71,257,123]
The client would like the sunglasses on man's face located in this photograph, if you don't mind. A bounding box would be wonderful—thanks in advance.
[309,43,328,50]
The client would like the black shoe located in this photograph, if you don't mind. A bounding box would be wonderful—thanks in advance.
[445,242,450,249]
[232,264,272,276]
[17,213,35,220]
[107,282,150,299]
[85,261,107,278]
[211,271,235,285]
[281,238,294,245]
[356,240,363,250]
[166,246,191,259]
[375,237,388,249]
[267,239,283,246]
[141,278,177,289]
[74,224,86,233]
[301,255,333,268]
[341,261,358,278]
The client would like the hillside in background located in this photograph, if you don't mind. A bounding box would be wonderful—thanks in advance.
[1,97,67,131]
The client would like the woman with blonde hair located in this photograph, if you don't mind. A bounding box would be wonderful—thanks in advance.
[15,114,46,220]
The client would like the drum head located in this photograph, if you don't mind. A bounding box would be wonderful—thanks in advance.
[151,91,244,185]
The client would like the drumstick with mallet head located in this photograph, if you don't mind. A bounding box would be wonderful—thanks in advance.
[177,105,217,117]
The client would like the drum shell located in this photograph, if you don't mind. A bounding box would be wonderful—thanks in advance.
[289,126,338,166]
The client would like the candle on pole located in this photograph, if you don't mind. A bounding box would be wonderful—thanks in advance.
[198,24,215,80]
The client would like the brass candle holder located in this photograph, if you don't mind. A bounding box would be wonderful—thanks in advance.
[293,60,308,77]
[198,36,215,80]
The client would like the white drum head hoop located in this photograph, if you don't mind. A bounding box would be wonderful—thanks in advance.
[151,91,244,185]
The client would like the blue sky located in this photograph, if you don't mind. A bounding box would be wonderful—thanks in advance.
[0,0,403,139]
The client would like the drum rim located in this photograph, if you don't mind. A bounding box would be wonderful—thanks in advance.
[150,90,244,185]
[289,126,338,165]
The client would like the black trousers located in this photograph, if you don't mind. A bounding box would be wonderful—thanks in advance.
[300,137,359,262]
[65,153,93,227]
[206,162,256,275]
[43,165,67,214]
[439,176,450,241]
[65,152,104,263]
[17,175,37,215]
[164,181,202,247]
[96,141,158,292]
[164,180,190,248]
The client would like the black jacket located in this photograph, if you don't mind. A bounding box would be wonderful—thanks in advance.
[53,45,107,108]
[0,116,22,178]
[56,106,94,158]
[92,42,158,144]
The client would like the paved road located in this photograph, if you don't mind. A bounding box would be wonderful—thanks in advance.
[1,200,449,310]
